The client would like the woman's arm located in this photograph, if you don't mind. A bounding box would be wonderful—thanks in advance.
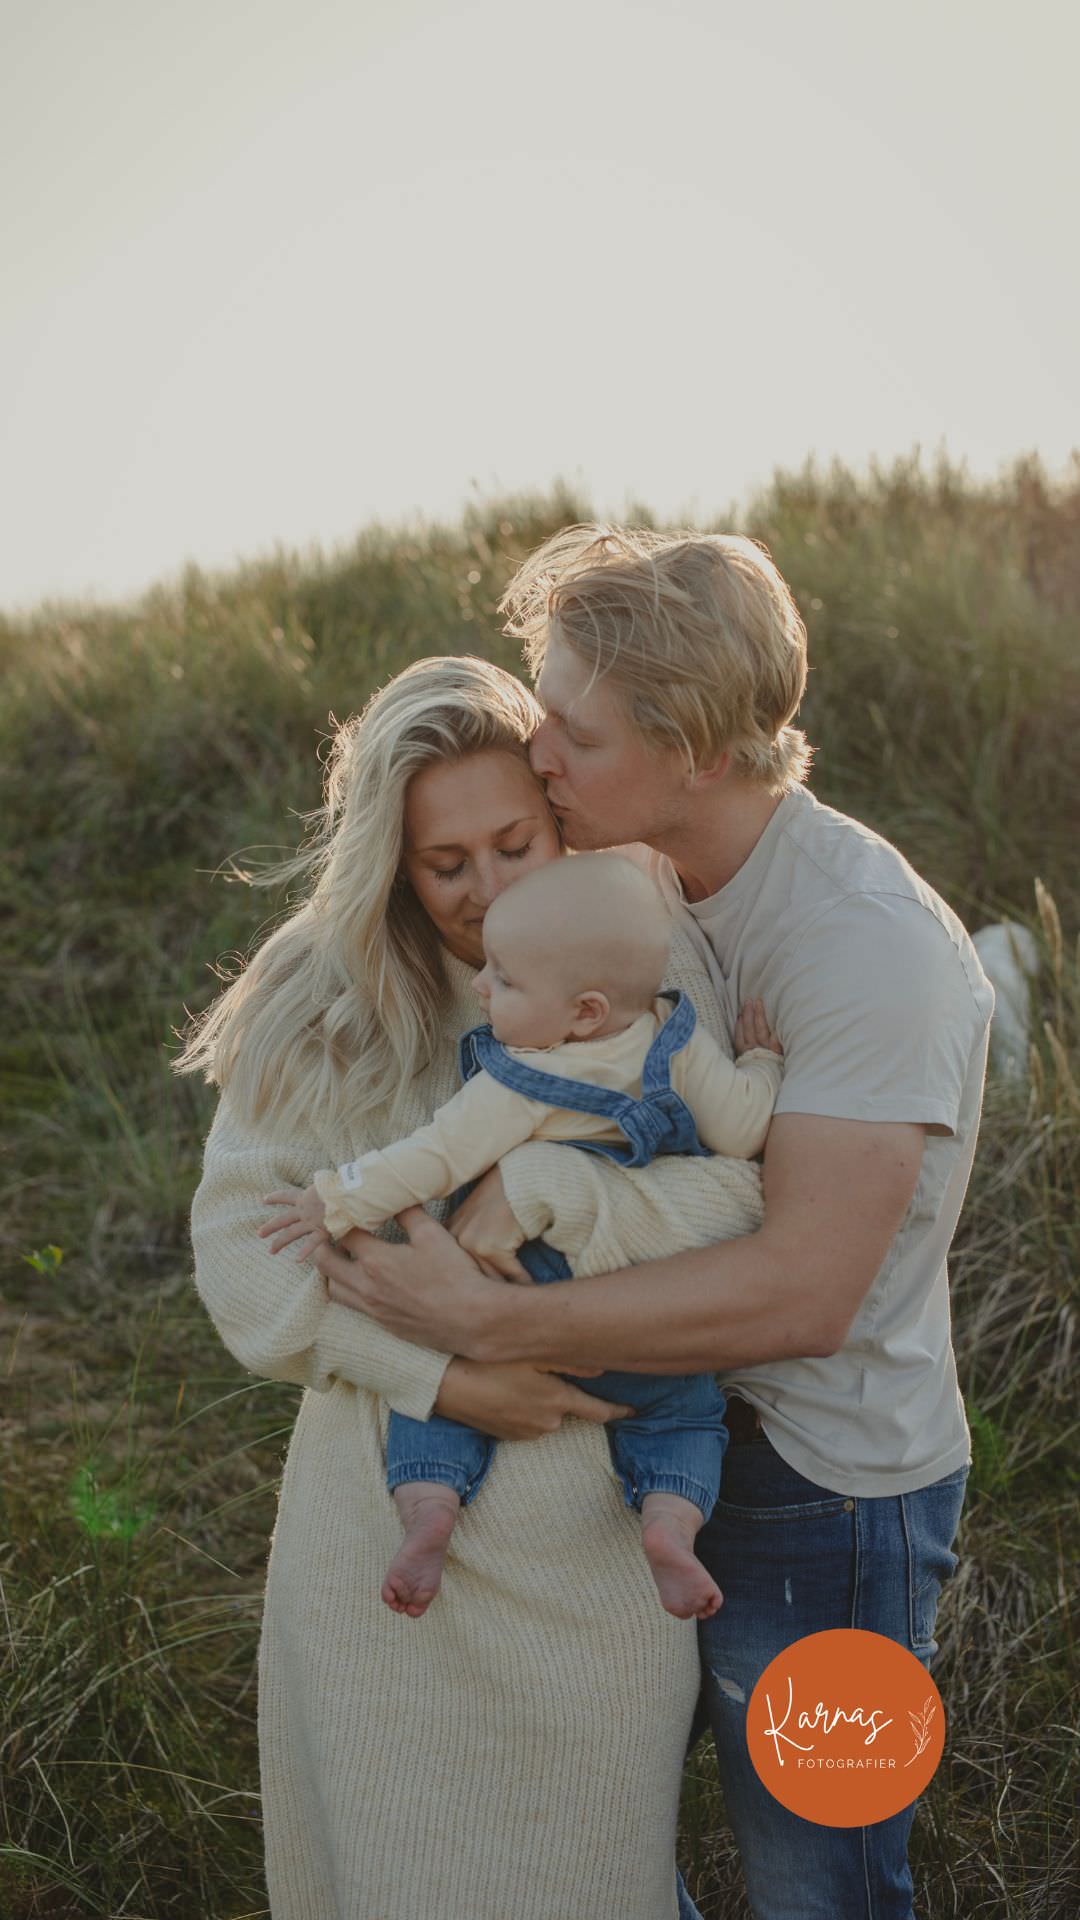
[192,1094,451,1420]
[431,1351,632,1440]
[194,1094,627,1438]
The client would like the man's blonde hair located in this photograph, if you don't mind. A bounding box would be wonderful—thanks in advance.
[500,523,812,791]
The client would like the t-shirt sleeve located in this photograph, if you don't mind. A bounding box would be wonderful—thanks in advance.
[772,894,990,1135]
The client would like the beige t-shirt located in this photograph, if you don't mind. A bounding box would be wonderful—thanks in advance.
[315,999,783,1239]
[634,785,995,1496]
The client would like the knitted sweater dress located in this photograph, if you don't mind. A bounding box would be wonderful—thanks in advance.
[190,925,763,1920]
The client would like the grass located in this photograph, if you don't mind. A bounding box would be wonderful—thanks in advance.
[1,455,1078,1916]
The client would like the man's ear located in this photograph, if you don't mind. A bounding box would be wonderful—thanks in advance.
[569,990,610,1038]
[687,750,731,790]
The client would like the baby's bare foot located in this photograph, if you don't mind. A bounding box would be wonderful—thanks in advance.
[641,1506,723,1622]
[382,1489,460,1618]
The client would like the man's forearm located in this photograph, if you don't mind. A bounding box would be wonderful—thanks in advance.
[472,1229,835,1372]
[318,1119,916,1369]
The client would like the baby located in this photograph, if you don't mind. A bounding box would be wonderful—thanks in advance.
[261,854,783,1623]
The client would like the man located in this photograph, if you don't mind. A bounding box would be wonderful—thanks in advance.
[316,524,993,1919]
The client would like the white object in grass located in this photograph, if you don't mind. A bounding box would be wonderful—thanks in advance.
[971,923,1040,1080]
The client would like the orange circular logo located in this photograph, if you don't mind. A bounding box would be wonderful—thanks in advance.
[745,1629,944,1827]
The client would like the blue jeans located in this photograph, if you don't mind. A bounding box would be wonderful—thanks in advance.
[694,1415,969,1919]
[387,1366,726,1514]
[387,1234,727,1517]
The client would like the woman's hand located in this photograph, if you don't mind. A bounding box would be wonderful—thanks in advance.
[435,1356,632,1441]
[448,1169,532,1283]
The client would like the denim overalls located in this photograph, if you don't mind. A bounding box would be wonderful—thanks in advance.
[385,991,730,1519]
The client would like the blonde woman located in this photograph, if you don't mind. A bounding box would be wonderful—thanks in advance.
[178,656,758,1920]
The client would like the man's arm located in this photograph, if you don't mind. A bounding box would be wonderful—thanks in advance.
[312,1114,925,1371]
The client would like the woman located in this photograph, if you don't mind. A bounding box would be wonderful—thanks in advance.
[179,656,751,1919]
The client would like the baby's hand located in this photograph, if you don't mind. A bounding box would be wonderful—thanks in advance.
[259,1185,330,1262]
[734,999,783,1057]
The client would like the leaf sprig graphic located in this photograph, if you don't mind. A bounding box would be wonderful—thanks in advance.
[904,1696,936,1767]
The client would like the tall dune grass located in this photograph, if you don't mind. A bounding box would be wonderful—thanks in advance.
[1,456,1077,1916]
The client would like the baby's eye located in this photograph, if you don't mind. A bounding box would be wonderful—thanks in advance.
[500,841,533,861]
[433,860,466,882]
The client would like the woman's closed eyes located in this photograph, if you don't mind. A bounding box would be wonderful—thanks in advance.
[433,842,535,882]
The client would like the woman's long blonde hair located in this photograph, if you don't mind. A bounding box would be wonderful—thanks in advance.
[174,656,543,1135]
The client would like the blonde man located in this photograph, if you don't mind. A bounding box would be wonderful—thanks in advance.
[317,527,994,1920]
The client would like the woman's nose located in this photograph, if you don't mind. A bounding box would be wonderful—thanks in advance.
[481,864,519,906]
[468,859,503,909]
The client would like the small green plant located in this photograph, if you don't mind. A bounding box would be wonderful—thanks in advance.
[67,1460,157,1540]
[967,1402,1010,1497]
[20,1245,63,1276]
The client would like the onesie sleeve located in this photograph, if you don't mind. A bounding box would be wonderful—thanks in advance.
[312,1072,548,1238]
[673,1026,784,1158]
[191,1094,451,1420]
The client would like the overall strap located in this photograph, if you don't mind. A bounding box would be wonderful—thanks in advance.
[458,1022,643,1123]
[640,989,698,1095]
[457,1002,711,1169]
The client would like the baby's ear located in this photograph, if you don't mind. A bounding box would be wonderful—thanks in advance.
[570,990,610,1038]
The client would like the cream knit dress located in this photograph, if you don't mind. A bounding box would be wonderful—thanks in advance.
[190,925,763,1920]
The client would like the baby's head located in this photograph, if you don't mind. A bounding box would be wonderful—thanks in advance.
[474,854,671,1048]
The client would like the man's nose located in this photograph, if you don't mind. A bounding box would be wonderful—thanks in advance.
[529,720,559,779]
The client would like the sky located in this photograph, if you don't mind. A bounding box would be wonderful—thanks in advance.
[2,0,1077,611]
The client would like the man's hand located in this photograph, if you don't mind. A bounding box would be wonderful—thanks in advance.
[435,1355,632,1441]
[312,1206,517,1354]
[449,1170,532,1283]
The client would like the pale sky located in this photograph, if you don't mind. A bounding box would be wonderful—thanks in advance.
[2,0,1076,611]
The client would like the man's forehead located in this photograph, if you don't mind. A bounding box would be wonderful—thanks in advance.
[535,638,616,721]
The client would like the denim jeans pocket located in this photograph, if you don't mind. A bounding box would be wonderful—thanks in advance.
[711,1492,854,1524]
[901,1465,969,1651]
[710,1431,855,1524]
